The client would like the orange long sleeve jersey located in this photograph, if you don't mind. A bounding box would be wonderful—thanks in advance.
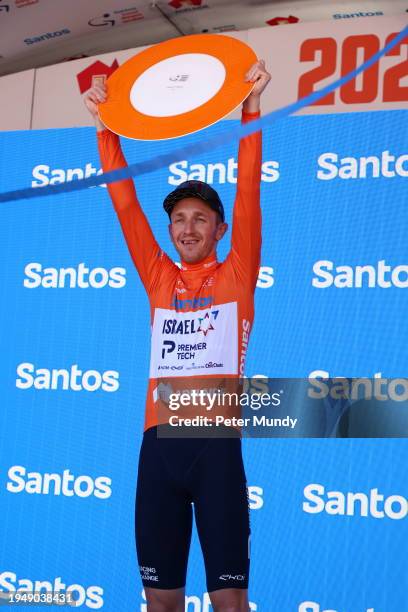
[97,111,262,431]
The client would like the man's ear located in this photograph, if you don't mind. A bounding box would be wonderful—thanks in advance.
[215,222,228,241]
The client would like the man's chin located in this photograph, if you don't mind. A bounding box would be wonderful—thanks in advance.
[177,246,206,263]
[181,253,202,264]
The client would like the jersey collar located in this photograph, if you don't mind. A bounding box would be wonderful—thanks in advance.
[180,251,218,273]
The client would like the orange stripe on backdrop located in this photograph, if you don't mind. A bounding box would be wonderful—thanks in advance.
[98,34,257,140]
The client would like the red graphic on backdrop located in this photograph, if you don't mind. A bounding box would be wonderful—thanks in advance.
[77,60,119,94]
[266,15,299,26]
[15,0,39,7]
[169,0,202,8]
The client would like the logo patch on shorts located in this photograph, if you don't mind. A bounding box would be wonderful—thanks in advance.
[140,566,159,582]
[219,574,246,581]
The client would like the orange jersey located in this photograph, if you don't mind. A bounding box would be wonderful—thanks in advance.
[97,110,262,431]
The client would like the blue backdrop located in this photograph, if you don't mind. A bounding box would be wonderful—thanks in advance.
[0,110,407,611]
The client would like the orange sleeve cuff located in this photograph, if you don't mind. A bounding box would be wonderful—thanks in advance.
[241,110,261,122]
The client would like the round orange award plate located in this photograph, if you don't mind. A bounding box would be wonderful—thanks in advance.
[98,33,257,140]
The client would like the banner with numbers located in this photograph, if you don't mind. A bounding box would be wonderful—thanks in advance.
[0,14,398,131]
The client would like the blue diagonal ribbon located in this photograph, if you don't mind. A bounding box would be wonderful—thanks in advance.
[0,26,407,204]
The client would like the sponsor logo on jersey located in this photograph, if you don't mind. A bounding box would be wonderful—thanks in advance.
[161,311,218,336]
[171,296,213,310]
[151,303,238,378]
[239,320,250,376]
[197,312,215,336]
[161,340,207,361]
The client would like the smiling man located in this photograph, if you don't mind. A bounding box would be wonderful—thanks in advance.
[85,59,270,612]
[165,181,227,263]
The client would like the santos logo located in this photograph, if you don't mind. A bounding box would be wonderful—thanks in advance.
[32,163,104,187]
[248,486,263,510]
[141,589,257,611]
[309,373,408,402]
[24,262,126,289]
[6,466,112,499]
[24,29,71,46]
[0,572,103,609]
[317,151,408,180]
[16,363,120,392]
[168,158,280,185]
[299,602,374,612]
[257,266,274,289]
[312,260,408,288]
[303,484,407,520]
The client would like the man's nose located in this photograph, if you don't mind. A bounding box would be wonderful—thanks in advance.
[183,218,195,233]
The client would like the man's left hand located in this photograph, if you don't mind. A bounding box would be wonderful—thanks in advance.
[243,59,271,113]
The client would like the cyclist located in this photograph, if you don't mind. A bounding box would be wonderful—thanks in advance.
[85,58,270,612]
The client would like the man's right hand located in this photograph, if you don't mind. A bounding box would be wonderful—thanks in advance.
[84,84,107,132]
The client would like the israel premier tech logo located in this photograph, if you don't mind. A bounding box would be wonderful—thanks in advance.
[162,309,217,337]
[16,363,120,392]
[151,303,237,377]
[303,484,407,520]
[24,263,126,289]
[160,310,218,362]
[0,572,103,609]
[6,466,112,499]
[163,311,217,336]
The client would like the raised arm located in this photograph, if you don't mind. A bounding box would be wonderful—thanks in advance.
[229,60,271,289]
[84,84,163,294]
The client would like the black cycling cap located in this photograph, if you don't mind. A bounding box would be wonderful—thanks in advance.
[163,180,225,223]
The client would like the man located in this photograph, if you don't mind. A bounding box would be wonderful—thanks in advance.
[85,58,270,612]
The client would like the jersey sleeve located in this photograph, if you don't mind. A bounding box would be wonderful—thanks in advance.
[97,128,167,294]
[227,110,262,290]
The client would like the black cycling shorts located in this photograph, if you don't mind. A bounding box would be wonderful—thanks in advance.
[135,426,250,593]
